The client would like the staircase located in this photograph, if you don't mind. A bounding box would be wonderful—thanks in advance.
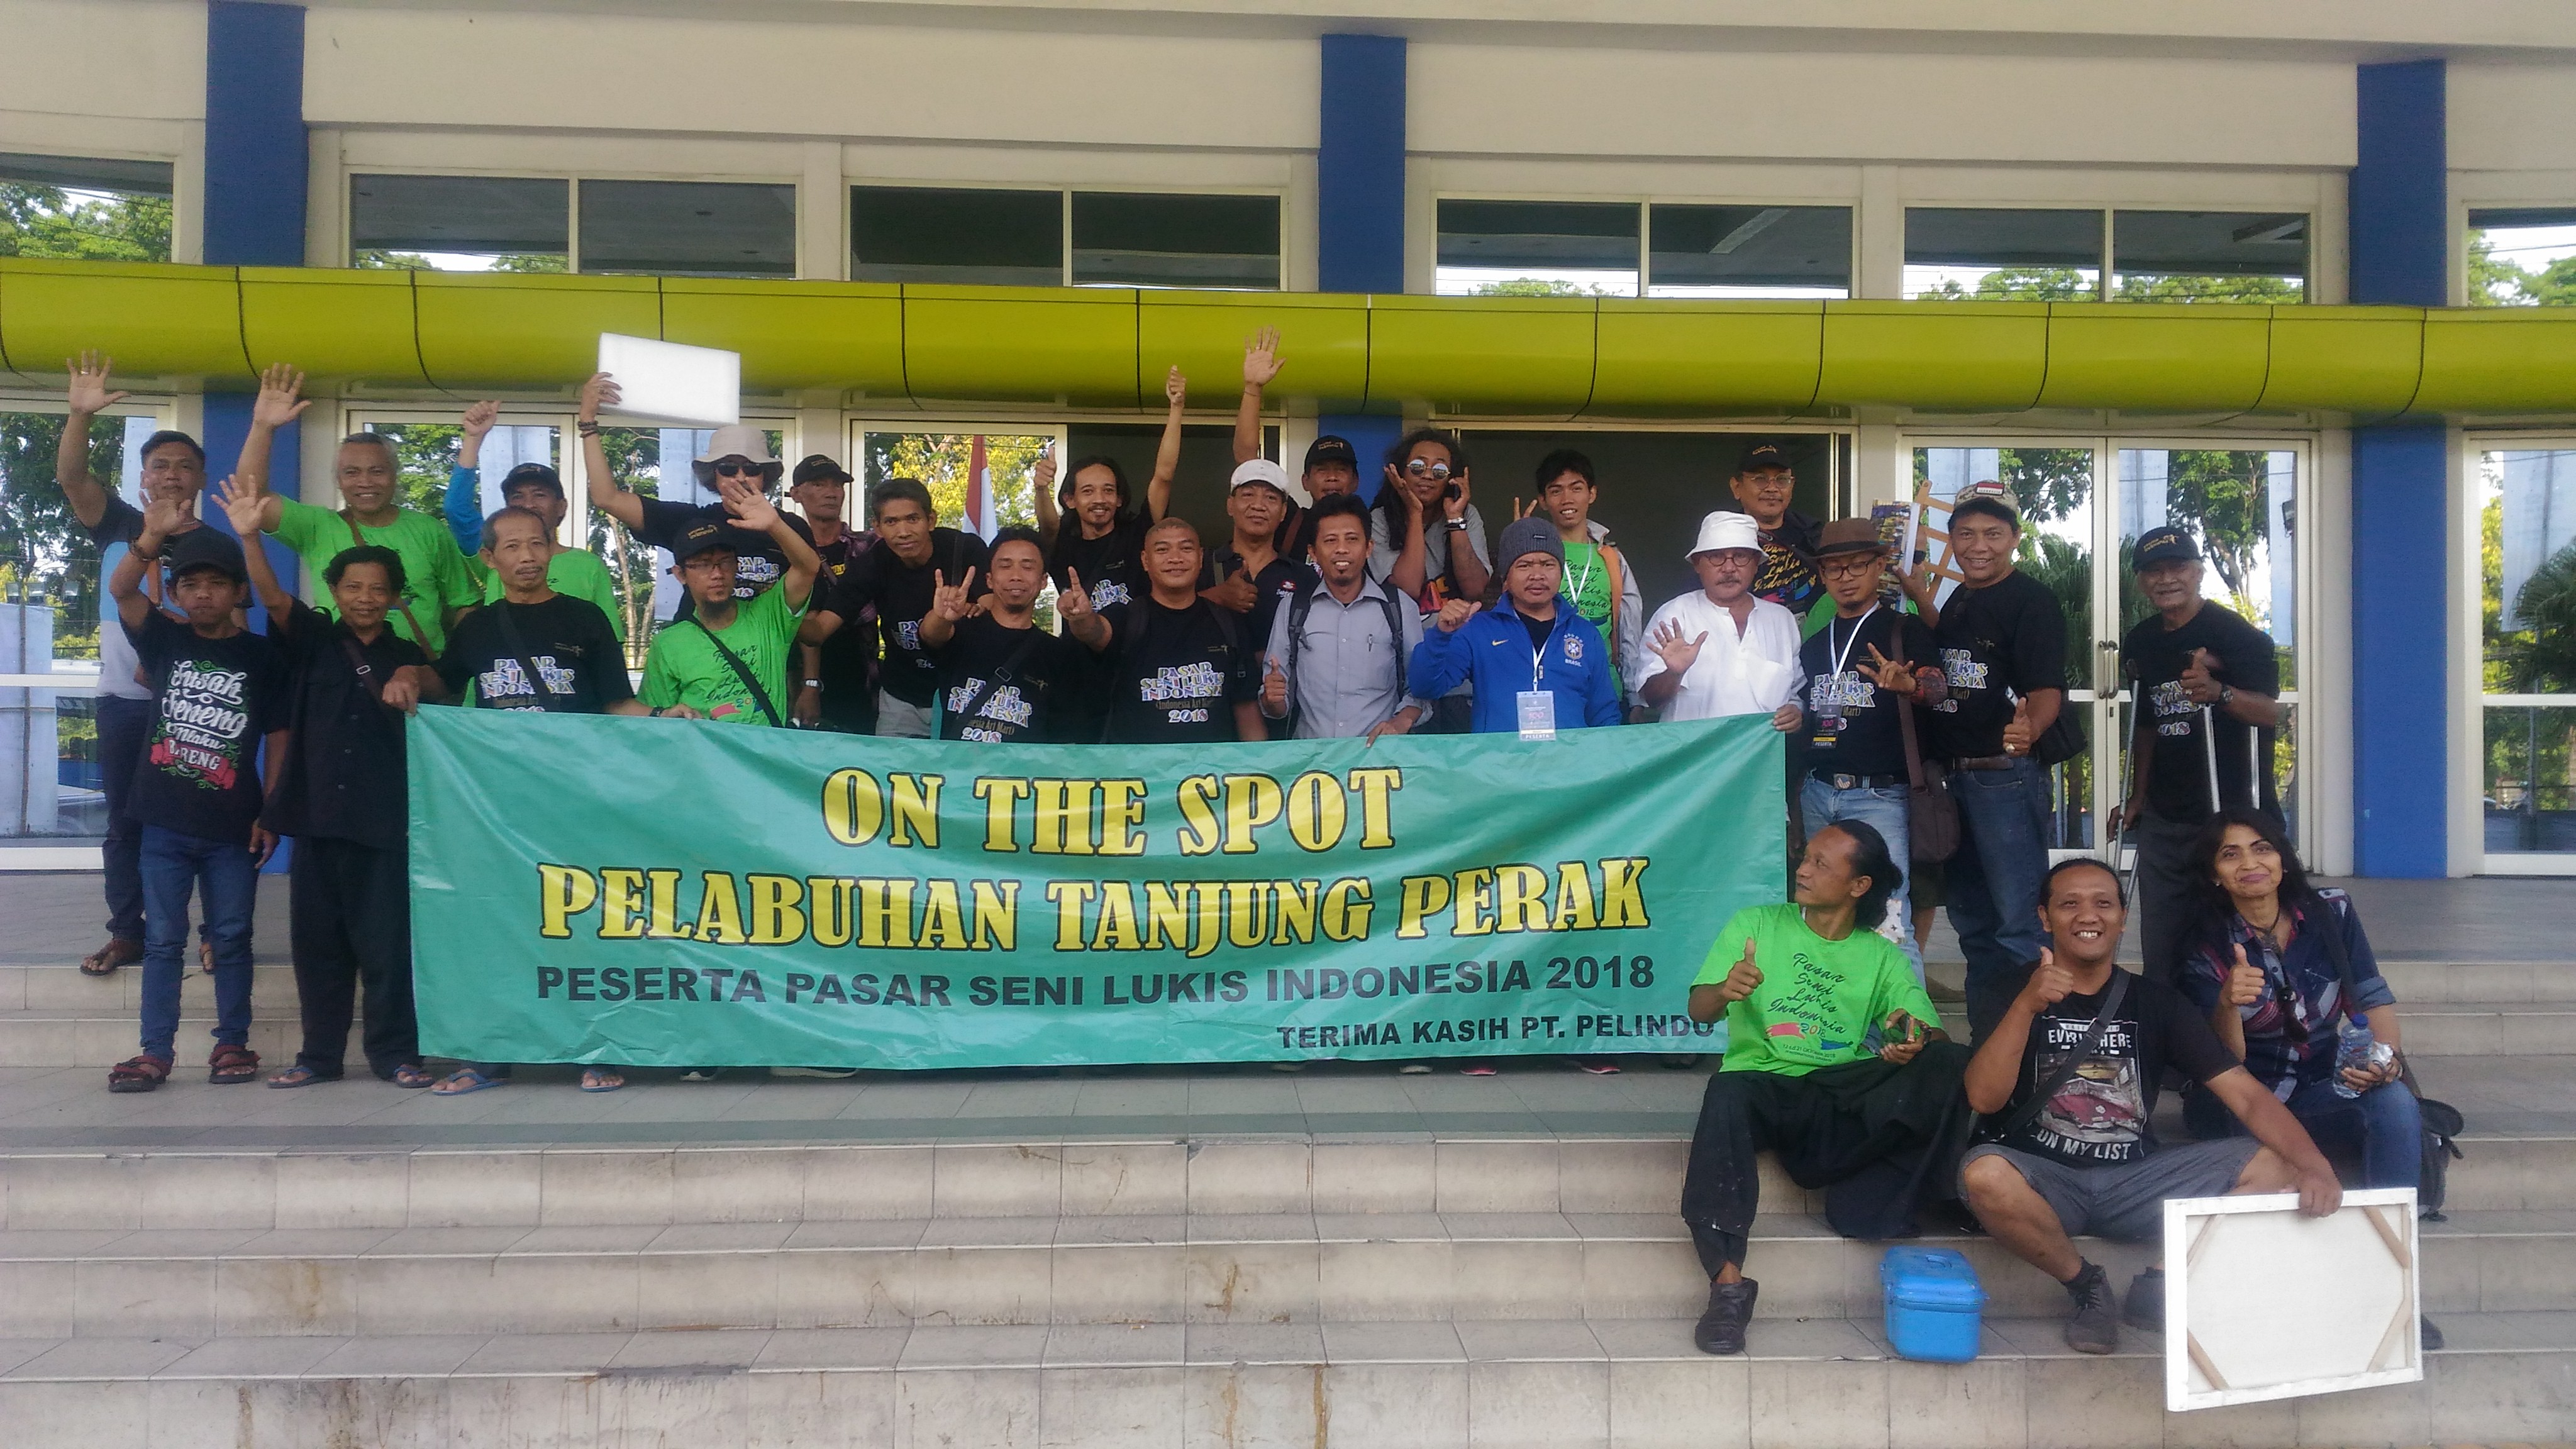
[0,955,2569,1447]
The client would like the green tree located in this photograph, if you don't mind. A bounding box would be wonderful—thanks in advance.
[0,184,170,262]
[2469,233,2527,307]
[2113,272,2304,303]
[0,409,124,659]
[1921,267,2097,302]
[2504,543,2576,692]
[862,433,1040,534]
[355,248,567,273]
[1470,278,1610,297]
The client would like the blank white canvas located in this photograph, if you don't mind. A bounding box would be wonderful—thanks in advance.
[596,334,739,428]
[2165,1189,2422,1412]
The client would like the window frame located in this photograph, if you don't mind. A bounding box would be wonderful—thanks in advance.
[1430,193,1863,301]
[848,179,1289,291]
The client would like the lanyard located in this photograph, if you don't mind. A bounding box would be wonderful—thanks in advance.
[1826,604,1879,684]
[1565,547,1596,610]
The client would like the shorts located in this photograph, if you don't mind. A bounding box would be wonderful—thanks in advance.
[875,691,935,739]
[1960,1137,2261,1242]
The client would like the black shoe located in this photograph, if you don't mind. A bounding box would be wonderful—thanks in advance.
[1692,1277,1758,1356]
[2122,1267,2163,1332]
[2062,1260,2119,1355]
[2420,1315,2445,1352]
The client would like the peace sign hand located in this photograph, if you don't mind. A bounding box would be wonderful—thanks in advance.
[930,567,977,623]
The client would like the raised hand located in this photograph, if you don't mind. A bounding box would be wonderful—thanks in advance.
[929,567,977,623]
[1863,643,1920,696]
[1058,568,1096,623]
[578,372,619,425]
[138,494,191,548]
[2179,647,2223,704]
[1512,496,1537,522]
[460,400,501,441]
[717,474,778,532]
[1242,328,1282,389]
[2018,947,2077,1013]
[1262,657,1289,714]
[1164,365,1187,409]
[1033,445,1057,500]
[214,474,265,538]
[1206,563,1257,613]
[251,362,311,430]
[1650,619,1707,675]
[65,351,128,416]
[2002,697,2035,757]
[2224,944,2266,1008]
[1441,468,1472,522]
[1433,597,1476,633]
[1714,938,1762,1004]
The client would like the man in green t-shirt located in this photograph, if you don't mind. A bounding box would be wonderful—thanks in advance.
[640,480,819,725]
[1525,448,1642,711]
[231,363,478,655]
[441,399,625,640]
[1676,820,1973,1357]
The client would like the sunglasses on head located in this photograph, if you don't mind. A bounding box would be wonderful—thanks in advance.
[713,461,764,479]
[1404,459,1453,480]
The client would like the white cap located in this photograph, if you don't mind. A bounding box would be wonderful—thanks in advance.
[1688,509,1763,560]
[1231,457,1307,505]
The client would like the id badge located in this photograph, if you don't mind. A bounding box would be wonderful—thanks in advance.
[1516,689,1557,741]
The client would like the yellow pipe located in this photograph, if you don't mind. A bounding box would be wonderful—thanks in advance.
[5,258,2573,420]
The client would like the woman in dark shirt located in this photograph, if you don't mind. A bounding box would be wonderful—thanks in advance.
[2176,807,2422,1192]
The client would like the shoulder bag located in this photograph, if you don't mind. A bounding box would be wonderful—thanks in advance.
[1897,691,1960,863]
[341,513,433,656]
[1979,970,2129,1145]
[688,618,784,728]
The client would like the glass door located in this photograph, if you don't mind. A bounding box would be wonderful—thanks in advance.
[2475,441,2576,872]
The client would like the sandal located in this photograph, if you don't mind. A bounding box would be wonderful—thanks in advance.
[109,1054,173,1093]
[80,938,142,977]
[431,1067,506,1096]
[389,1064,437,1089]
[208,1044,260,1085]
[198,938,215,975]
[579,1067,626,1093]
[267,1064,343,1089]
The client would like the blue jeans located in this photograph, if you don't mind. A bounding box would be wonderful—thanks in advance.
[1945,758,2051,1040]
[1798,775,1921,981]
[2186,1074,2424,1192]
[138,823,257,1061]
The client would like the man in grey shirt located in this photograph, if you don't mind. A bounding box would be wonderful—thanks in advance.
[1263,494,1428,742]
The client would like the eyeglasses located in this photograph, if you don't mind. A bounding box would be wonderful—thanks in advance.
[1821,556,1884,576]
[1404,460,1453,480]
[712,461,764,479]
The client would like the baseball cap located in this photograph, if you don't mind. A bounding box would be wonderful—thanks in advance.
[1231,458,1291,497]
[162,526,247,584]
[1302,436,1359,473]
[2131,525,2201,569]
[1949,479,2022,528]
[792,454,853,486]
[671,518,735,564]
[1688,511,1763,560]
[1814,518,1890,557]
[499,462,564,499]
[1736,440,1795,475]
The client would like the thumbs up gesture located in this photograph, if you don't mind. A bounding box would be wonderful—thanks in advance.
[2180,647,2224,704]
[1714,938,1763,1004]
[2018,947,2077,1012]
[1262,657,1289,714]
[2224,943,2266,1009]
[1206,562,1258,613]
[2002,697,2036,757]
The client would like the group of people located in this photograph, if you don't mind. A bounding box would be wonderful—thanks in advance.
[55,330,2428,1356]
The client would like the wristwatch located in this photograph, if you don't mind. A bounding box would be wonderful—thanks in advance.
[801,679,823,689]
[2218,684,2236,708]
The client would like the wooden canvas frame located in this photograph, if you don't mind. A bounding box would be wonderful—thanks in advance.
[2163,1187,2423,1412]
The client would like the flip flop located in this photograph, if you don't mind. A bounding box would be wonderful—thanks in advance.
[430,1067,502,1095]
[579,1067,626,1093]
[80,938,141,977]
[266,1064,342,1089]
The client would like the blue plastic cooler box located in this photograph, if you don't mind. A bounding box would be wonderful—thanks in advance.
[1880,1246,1986,1362]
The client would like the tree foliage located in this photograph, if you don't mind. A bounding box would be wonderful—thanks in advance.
[354,248,567,274]
[861,433,1040,534]
[2505,541,2576,692]
[0,184,170,262]
[2470,232,2576,308]
[0,410,124,658]
[1919,267,2302,304]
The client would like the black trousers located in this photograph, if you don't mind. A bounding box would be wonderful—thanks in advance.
[290,836,419,1077]
[1679,1044,1975,1275]
[96,694,153,941]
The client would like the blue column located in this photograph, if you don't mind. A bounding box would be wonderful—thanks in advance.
[1318,33,1406,497]
[2347,59,2448,877]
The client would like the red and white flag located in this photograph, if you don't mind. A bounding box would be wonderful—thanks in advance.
[963,435,995,541]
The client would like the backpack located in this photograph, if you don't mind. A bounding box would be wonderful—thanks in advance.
[1279,574,1407,736]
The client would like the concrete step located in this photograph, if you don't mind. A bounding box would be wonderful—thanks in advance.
[2389,1002,2576,1055]
[0,1314,2565,1448]
[0,1208,2565,1341]
[0,963,296,1012]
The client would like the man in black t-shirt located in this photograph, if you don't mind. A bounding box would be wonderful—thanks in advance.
[1960,859,2340,1356]
[104,511,285,1094]
[2117,526,2285,989]
[425,508,651,718]
[1921,483,2069,1040]
[921,528,1087,743]
[787,455,879,734]
[1075,517,1264,745]
[801,477,991,738]
[576,378,813,616]
[1200,458,1313,658]
[1796,519,1947,979]
[1035,372,1185,605]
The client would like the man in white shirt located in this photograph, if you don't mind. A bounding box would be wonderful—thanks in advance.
[1638,511,1806,730]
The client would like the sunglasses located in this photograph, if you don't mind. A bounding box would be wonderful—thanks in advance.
[1404,460,1453,480]
[712,461,765,479]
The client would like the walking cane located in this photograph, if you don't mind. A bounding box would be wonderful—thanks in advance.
[2200,705,2223,817]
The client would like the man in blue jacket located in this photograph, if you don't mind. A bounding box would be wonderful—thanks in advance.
[1411,516,1623,735]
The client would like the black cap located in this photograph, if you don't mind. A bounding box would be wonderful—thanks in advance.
[1302,436,1358,472]
[2131,525,2201,569]
[671,518,734,564]
[792,454,853,486]
[1736,439,1795,475]
[499,462,564,498]
[162,526,247,584]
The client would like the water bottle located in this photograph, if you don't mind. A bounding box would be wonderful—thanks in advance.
[2333,1020,2392,1099]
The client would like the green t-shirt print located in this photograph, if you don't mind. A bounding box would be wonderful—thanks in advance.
[268,497,478,654]
[1562,538,1619,692]
[640,584,803,726]
[473,545,627,641]
[1694,902,1936,1077]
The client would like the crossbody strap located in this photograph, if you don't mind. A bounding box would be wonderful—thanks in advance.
[490,604,565,713]
[1897,679,1928,790]
[1987,970,2129,1144]
[343,511,434,657]
[336,635,387,705]
[689,618,783,727]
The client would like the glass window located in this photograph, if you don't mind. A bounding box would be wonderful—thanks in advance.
[588,426,785,640]
[852,186,1063,287]
[2112,211,2306,303]
[2468,206,2576,307]
[0,152,173,263]
[579,180,796,279]
[350,174,568,272]
[1647,204,1852,299]
[2479,446,2576,855]
[1435,199,1640,297]
[1904,208,2103,301]
[1070,192,1279,291]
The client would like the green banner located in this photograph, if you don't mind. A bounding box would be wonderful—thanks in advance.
[408,709,1783,1069]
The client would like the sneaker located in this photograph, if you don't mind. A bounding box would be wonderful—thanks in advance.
[679,1067,724,1082]
[2420,1315,2445,1352]
[2062,1260,2119,1355]
[1692,1277,1759,1355]
[768,1066,859,1079]
[2122,1267,2163,1332]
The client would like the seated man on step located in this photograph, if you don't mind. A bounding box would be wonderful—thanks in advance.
[1959,857,2343,1357]
[1679,820,1973,1356]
